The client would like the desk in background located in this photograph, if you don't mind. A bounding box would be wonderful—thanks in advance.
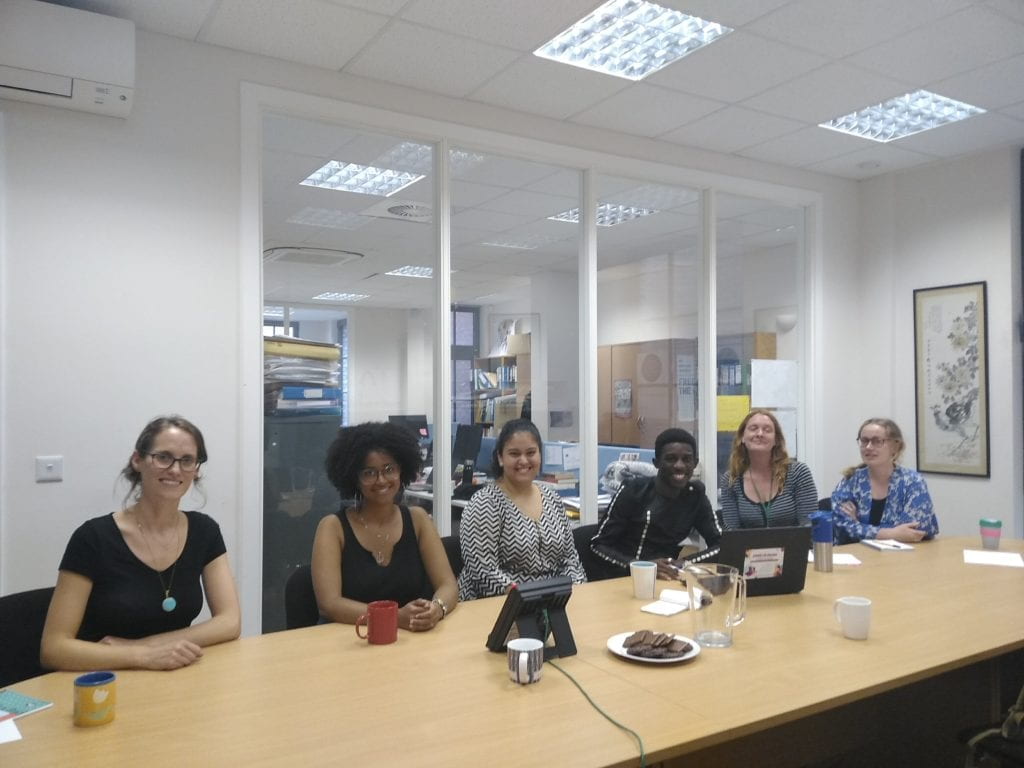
[7,538,1023,767]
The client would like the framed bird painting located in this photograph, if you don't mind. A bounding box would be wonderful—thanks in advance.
[913,281,990,477]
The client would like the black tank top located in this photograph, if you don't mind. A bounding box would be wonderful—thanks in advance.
[337,505,432,606]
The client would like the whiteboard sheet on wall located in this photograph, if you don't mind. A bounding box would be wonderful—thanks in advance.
[751,359,799,408]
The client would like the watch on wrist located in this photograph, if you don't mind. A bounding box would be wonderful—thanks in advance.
[432,597,448,619]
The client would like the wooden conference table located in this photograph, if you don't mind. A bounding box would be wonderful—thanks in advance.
[6,537,1024,767]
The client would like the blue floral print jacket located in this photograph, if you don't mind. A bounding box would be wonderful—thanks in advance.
[830,465,938,542]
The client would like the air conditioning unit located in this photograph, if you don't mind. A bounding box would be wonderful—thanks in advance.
[0,0,135,118]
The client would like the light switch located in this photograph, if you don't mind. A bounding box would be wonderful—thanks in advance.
[36,455,63,483]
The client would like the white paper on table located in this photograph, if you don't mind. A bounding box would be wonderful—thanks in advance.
[0,716,22,744]
[963,549,1024,568]
[808,551,862,565]
[641,588,691,615]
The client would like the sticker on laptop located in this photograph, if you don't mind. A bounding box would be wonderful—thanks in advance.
[742,547,784,579]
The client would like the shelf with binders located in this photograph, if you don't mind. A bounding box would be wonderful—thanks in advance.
[472,338,530,432]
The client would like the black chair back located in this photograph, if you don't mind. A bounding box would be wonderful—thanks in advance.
[0,586,55,686]
[441,534,463,579]
[284,565,319,630]
[573,523,618,582]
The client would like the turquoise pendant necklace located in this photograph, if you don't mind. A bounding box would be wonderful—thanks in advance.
[133,508,181,612]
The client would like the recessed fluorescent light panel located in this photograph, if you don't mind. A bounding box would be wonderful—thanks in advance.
[819,90,985,143]
[385,265,433,278]
[301,161,424,197]
[549,202,659,227]
[263,305,284,318]
[287,207,368,230]
[374,142,485,176]
[312,292,369,302]
[481,233,562,250]
[535,0,733,81]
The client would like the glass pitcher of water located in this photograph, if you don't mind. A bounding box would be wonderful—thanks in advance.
[683,563,747,648]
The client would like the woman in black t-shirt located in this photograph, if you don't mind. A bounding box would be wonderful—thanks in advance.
[41,416,240,671]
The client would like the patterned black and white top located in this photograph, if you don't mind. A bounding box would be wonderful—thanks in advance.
[458,482,586,601]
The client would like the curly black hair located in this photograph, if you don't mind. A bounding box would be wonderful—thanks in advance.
[325,421,422,498]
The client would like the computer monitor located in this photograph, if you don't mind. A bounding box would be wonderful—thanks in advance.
[452,423,483,469]
[387,414,429,439]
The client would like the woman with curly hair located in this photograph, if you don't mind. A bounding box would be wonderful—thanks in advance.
[830,418,937,543]
[720,409,818,530]
[312,421,457,630]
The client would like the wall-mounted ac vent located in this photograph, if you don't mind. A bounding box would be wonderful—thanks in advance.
[361,199,432,223]
[262,247,364,267]
[0,0,135,118]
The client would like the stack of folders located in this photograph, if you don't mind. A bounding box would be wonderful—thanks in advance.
[264,336,341,416]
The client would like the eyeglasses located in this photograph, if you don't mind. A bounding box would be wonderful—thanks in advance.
[857,437,890,448]
[359,464,400,483]
[148,452,200,472]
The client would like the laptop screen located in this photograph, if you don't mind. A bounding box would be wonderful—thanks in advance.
[716,526,812,597]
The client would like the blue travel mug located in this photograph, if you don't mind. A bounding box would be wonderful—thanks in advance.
[810,512,833,573]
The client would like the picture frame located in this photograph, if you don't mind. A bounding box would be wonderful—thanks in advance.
[913,281,990,477]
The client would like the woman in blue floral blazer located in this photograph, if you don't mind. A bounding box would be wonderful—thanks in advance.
[831,418,938,543]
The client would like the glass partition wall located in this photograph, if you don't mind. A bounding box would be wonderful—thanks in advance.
[715,193,805,507]
[255,107,809,631]
[260,114,436,631]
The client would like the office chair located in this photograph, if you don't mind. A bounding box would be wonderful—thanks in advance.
[284,565,320,630]
[0,586,55,686]
[573,523,619,582]
[440,534,463,579]
[961,682,1024,767]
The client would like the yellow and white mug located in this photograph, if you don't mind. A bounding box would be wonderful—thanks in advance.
[73,671,117,727]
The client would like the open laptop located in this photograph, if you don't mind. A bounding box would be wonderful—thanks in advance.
[715,526,812,597]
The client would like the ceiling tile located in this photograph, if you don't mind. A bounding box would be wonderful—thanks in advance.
[985,0,1024,24]
[324,0,408,14]
[63,0,218,38]
[570,85,724,137]
[468,56,629,120]
[738,125,868,167]
[889,111,1024,158]
[200,0,388,70]
[747,0,972,57]
[742,63,911,123]
[478,189,577,219]
[659,106,804,153]
[848,6,1024,85]
[398,0,598,51]
[804,144,937,179]
[1003,101,1024,121]
[648,31,827,103]
[932,54,1024,110]
[345,20,522,97]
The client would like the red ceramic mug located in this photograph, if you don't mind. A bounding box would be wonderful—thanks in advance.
[355,600,399,644]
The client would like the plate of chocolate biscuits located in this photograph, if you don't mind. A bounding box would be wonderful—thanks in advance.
[607,630,701,664]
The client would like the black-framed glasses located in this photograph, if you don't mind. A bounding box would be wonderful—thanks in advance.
[856,437,890,448]
[148,451,200,472]
[359,464,400,483]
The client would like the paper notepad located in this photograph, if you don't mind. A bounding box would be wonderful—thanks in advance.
[641,589,691,616]
[861,539,914,551]
[963,549,1024,568]
[0,689,54,719]
[808,551,862,565]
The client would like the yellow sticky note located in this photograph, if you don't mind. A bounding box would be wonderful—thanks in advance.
[717,395,750,432]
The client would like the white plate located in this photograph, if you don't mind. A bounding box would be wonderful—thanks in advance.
[606,632,701,664]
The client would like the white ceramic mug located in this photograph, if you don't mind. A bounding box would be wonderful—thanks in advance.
[507,638,544,684]
[630,560,657,600]
[834,596,872,640]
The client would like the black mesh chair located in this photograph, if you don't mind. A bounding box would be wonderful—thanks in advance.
[0,586,55,686]
[284,565,319,630]
[441,534,463,579]
[573,523,620,582]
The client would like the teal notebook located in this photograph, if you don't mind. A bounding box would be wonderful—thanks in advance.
[0,689,53,719]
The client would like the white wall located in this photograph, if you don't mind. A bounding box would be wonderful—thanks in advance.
[1,29,873,616]
[854,149,1022,537]
[346,306,407,423]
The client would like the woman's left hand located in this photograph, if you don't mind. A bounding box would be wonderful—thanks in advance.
[839,501,858,521]
[404,598,440,632]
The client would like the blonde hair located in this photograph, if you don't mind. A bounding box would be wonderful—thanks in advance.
[727,409,792,491]
[841,417,905,478]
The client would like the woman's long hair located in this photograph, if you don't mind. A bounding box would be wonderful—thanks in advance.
[726,409,791,491]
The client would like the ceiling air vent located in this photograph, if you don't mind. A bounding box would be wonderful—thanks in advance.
[361,198,432,224]
[262,247,364,267]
